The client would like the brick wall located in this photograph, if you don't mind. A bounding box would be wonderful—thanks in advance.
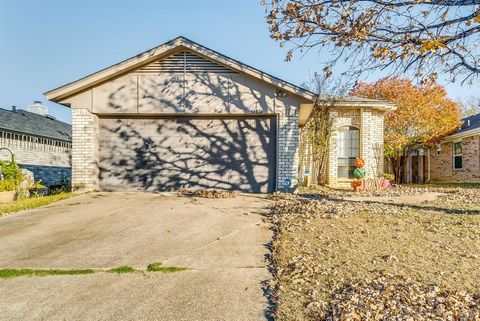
[19,165,71,187]
[362,109,384,178]
[0,136,71,186]
[276,104,299,189]
[71,108,99,191]
[327,107,385,186]
[430,135,480,182]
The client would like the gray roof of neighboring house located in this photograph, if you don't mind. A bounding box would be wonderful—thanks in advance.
[458,113,480,134]
[0,108,71,142]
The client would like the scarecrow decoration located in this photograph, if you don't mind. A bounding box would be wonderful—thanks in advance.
[352,157,366,192]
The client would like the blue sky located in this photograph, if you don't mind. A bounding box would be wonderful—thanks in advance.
[0,0,477,124]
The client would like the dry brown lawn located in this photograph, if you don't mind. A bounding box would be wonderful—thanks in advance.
[269,187,480,320]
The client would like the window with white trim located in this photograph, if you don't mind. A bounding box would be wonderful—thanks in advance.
[453,141,463,170]
[337,126,360,178]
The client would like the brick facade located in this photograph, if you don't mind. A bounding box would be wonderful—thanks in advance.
[327,107,385,186]
[276,105,299,189]
[71,108,99,191]
[430,135,480,182]
[0,135,71,186]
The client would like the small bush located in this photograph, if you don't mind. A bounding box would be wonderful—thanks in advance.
[0,160,23,181]
[0,179,17,192]
[0,159,23,192]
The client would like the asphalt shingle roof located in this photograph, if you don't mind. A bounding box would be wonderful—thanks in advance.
[458,113,480,134]
[0,108,71,142]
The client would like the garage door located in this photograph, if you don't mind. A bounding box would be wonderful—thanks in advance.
[98,116,276,193]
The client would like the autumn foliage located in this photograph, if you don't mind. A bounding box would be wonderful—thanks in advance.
[351,77,461,183]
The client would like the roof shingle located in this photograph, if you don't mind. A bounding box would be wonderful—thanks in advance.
[0,108,71,142]
[458,113,480,134]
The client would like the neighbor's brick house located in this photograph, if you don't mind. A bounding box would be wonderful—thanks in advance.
[430,113,480,183]
[44,37,394,192]
[0,102,71,187]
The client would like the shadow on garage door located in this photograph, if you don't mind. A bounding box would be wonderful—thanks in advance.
[98,115,277,193]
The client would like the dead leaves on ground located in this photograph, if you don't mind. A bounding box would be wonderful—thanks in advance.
[269,191,480,321]
[178,189,237,199]
[326,277,480,321]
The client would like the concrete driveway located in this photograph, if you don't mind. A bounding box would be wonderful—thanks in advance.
[0,192,272,321]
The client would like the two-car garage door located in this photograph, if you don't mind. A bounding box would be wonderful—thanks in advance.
[98,116,276,193]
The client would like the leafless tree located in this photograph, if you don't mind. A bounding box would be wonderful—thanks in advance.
[298,73,351,185]
[459,95,480,116]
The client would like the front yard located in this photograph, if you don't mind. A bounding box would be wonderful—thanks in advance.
[269,184,480,320]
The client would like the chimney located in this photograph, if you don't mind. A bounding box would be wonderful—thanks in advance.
[27,101,48,116]
[11,105,17,112]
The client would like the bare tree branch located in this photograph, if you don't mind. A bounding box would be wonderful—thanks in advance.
[263,0,480,82]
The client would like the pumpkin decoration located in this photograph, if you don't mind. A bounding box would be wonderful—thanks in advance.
[355,157,365,168]
[352,157,366,192]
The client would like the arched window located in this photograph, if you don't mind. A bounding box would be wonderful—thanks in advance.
[337,126,360,179]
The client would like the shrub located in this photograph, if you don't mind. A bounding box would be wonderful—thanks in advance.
[0,160,23,185]
[0,179,17,192]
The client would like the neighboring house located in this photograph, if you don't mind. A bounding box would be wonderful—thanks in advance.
[429,113,480,183]
[44,36,394,192]
[0,102,71,187]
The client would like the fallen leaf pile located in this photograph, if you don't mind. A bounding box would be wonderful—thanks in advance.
[192,189,237,199]
[326,277,480,321]
[435,187,480,206]
[271,195,404,224]
[298,185,429,198]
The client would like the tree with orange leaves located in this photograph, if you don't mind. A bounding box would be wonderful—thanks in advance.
[350,77,461,183]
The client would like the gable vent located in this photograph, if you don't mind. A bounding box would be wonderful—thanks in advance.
[134,51,236,74]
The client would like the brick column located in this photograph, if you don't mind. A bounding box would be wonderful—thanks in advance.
[276,105,299,189]
[71,108,99,191]
[327,110,340,186]
[361,109,384,178]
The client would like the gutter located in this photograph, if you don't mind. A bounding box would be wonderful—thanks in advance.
[443,127,480,141]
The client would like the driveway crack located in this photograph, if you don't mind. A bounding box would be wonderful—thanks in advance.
[163,220,262,265]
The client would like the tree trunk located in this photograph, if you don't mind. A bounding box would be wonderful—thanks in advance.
[390,156,406,185]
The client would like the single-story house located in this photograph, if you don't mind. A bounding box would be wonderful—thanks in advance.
[0,102,71,187]
[45,36,394,192]
[429,113,480,183]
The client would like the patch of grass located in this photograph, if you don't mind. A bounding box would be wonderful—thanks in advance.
[0,192,75,217]
[0,268,96,279]
[147,262,188,273]
[107,266,137,274]
[0,264,187,279]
